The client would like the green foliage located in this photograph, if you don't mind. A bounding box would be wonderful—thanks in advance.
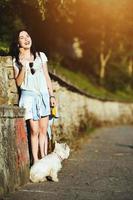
[49,60,133,102]
[105,63,130,92]
[0,0,24,50]
[0,41,9,55]
[0,0,133,98]
[0,0,11,6]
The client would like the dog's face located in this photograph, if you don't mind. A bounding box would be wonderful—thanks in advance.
[54,142,70,160]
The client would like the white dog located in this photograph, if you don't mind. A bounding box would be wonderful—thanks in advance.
[30,142,70,183]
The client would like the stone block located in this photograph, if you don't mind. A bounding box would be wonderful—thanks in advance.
[0,106,29,198]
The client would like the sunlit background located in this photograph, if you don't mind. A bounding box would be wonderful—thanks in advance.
[0,0,133,100]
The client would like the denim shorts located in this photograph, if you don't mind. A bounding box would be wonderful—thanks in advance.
[19,90,50,120]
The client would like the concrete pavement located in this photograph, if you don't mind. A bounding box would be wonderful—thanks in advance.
[2,125,133,200]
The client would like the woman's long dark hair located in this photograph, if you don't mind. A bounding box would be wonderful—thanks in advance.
[9,29,39,67]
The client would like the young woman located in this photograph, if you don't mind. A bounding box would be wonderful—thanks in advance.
[10,29,56,164]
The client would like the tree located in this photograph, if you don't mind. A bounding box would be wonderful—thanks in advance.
[1,0,133,91]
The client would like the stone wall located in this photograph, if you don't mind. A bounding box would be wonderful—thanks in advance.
[0,106,30,198]
[0,56,18,105]
[51,80,133,143]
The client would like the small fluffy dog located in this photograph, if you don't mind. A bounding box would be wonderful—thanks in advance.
[30,142,70,183]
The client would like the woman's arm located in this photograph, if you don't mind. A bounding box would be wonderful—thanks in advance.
[15,67,26,87]
[13,60,26,87]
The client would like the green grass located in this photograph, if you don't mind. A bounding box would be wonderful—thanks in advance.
[0,41,9,53]
[49,61,133,103]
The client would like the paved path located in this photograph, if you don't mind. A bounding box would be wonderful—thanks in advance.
[3,125,133,200]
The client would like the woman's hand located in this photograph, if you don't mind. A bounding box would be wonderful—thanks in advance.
[19,59,28,70]
[15,60,27,86]
[50,96,56,107]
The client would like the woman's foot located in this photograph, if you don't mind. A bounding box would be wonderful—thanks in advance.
[41,154,47,159]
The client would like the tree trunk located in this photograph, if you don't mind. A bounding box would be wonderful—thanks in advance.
[128,58,133,77]
[37,0,46,20]
[99,50,111,80]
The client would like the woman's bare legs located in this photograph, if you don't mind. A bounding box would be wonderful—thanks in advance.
[39,116,49,158]
[44,134,48,155]
[29,119,39,163]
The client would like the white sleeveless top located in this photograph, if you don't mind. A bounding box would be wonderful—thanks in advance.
[13,52,49,94]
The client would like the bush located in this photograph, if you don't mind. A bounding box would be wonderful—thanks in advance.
[105,63,130,92]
